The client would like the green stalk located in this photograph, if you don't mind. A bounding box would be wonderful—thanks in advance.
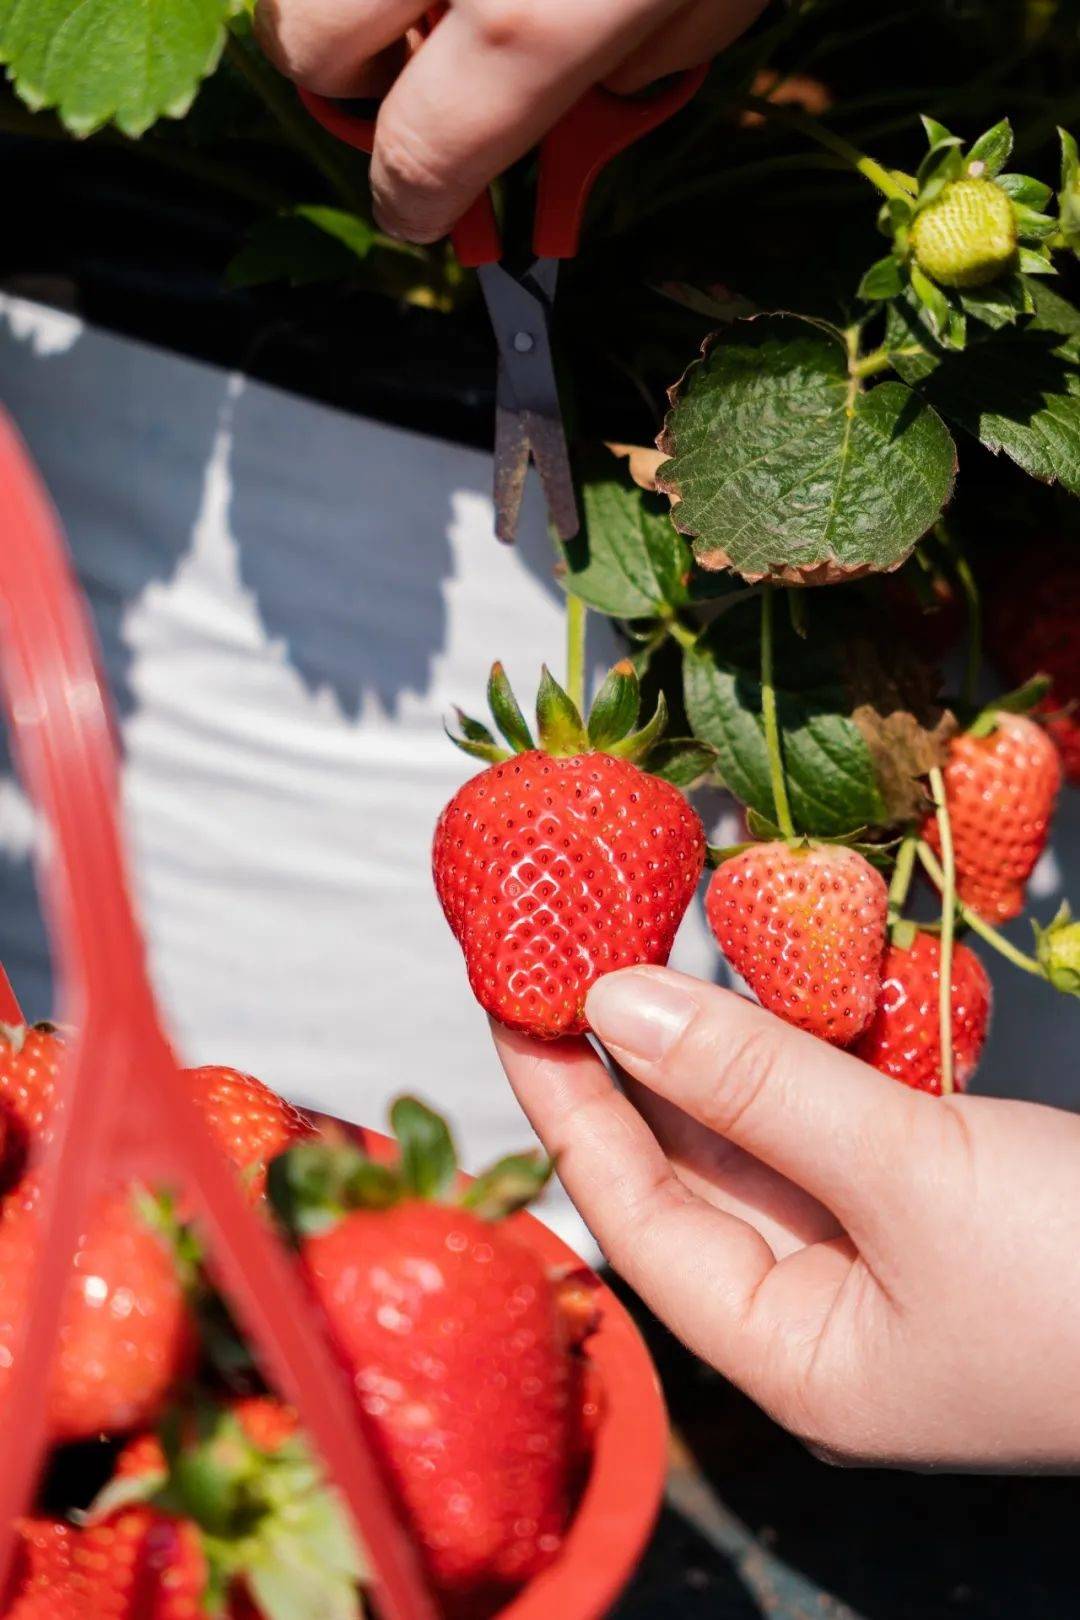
[225,32,371,218]
[887,835,918,929]
[738,96,915,203]
[761,587,796,840]
[849,346,896,380]
[928,767,956,1096]
[934,522,981,710]
[917,844,1044,976]
[566,594,587,718]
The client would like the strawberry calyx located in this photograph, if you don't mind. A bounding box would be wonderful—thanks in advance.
[966,674,1052,738]
[86,1400,365,1620]
[268,1096,551,1240]
[447,659,667,765]
[0,1020,59,1055]
[1033,903,1080,996]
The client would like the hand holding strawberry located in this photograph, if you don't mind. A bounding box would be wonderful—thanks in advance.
[494,964,1080,1469]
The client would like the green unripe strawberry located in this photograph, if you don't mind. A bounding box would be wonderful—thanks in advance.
[910,176,1017,288]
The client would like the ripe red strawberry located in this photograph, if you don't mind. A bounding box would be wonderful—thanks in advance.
[3,1520,77,1619]
[986,542,1080,783]
[923,711,1062,921]
[434,662,705,1038]
[272,1098,583,1603]
[184,1065,316,1199]
[853,930,992,1094]
[0,1175,194,1443]
[705,841,889,1046]
[0,1024,65,1158]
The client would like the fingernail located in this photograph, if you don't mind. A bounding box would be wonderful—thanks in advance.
[586,971,696,1062]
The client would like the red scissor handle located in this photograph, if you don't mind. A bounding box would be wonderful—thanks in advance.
[298,88,501,266]
[534,62,709,259]
[299,4,501,268]
[301,23,707,267]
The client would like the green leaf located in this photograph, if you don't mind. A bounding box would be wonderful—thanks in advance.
[966,119,1013,179]
[0,0,231,137]
[892,283,1080,495]
[969,675,1052,735]
[642,738,719,790]
[561,450,690,618]
[487,662,535,753]
[683,620,883,839]
[536,667,588,755]
[390,1097,458,1201]
[587,661,640,749]
[655,315,956,584]
[682,598,955,836]
[227,208,379,290]
[858,255,905,301]
[460,1153,552,1220]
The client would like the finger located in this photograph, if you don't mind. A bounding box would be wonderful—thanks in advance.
[605,0,770,93]
[584,966,931,1250]
[369,0,685,240]
[622,1076,843,1258]
[490,1021,780,1371]
[254,0,422,96]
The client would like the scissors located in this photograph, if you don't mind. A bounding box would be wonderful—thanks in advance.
[301,20,707,543]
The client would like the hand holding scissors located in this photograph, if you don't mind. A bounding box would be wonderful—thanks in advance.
[297,4,722,542]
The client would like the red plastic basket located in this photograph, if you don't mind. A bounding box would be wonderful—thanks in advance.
[0,409,667,1617]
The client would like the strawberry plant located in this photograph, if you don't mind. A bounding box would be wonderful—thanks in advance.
[5,0,1080,1097]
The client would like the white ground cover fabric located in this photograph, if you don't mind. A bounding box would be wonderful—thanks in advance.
[0,295,725,1254]
[0,295,1075,1261]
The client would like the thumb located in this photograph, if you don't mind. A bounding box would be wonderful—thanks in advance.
[585,966,939,1255]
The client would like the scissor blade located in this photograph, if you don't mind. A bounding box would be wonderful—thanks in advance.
[477,261,579,544]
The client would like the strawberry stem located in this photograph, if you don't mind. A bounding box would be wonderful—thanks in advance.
[760,586,796,841]
[917,843,1045,977]
[566,593,587,718]
[936,522,982,709]
[887,835,918,930]
[738,96,916,203]
[928,767,956,1095]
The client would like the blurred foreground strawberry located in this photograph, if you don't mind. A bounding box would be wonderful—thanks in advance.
[0,1175,195,1443]
[272,1098,590,1606]
[183,1066,316,1200]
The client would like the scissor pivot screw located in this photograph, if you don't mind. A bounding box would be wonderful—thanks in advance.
[513,330,535,354]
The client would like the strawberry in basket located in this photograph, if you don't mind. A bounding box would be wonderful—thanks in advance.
[270,1098,596,1610]
[0,1027,314,1443]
